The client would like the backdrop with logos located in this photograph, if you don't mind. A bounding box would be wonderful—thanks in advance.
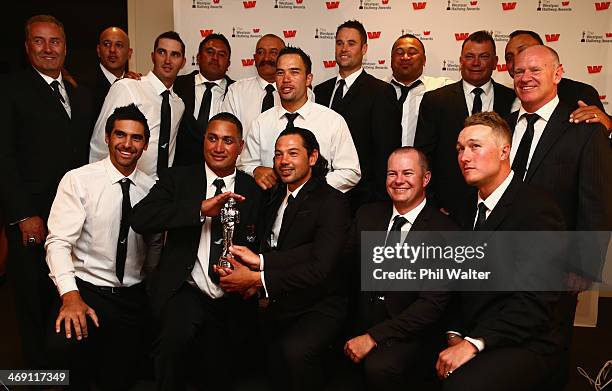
[174,0,611,110]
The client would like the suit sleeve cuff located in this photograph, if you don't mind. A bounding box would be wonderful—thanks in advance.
[260,271,269,297]
[464,336,485,352]
[259,254,264,271]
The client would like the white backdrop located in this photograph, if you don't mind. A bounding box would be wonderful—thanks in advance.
[175,0,611,108]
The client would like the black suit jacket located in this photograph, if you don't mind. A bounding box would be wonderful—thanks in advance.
[131,165,262,315]
[314,71,402,210]
[451,176,568,354]
[414,80,515,224]
[558,77,605,113]
[173,71,235,166]
[79,64,112,124]
[351,201,457,343]
[261,178,351,322]
[0,67,92,223]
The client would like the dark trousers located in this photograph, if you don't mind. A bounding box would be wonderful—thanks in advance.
[6,225,55,369]
[47,278,149,391]
[263,308,345,391]
[154,283,257,391]
[442,347,564,391]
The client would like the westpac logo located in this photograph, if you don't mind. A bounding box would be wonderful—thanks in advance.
[243,0,256,8]
[241,59,255,67]
[442,59,460,72]
[412,2,427,9]
[447,0,481,11]
[200,29,214,37]
[545,33,560,42]
[378,60,386,64]
[400,29,433,41]
[274,0,306,8]
[326,1,340,8]
[501,2,517,10]
[231,27,262,39]
[192,0,223,8]
[581,30,612,43]
[600,95,607,100]
[363,60,388,71]
[496,64,508,72]
[314,28,335,39]
[587,65,603,74]
[367,31,382,39]
[323,60,337,68]
[359,0,392,9]
[471,0,478,4]
[296,0,303,3]
[595,2,610,10]
[454,32,470,41]
[283,30,297,38]
[537,0,572,11]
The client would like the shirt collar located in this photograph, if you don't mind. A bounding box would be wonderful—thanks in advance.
[104,156,140,185]
[477,170,514,211]
[204,162,236,191]
[256,74,276,91]
[195,72,225,89]
[100,63,123,84]
[518,95,559,122]
[35,67,64,87]
[390,73,425,87]
[277,98,312,120]
[147,71,176,97]
[286,180,308,200]
[462,79,493,96]
[391,198,427,226]
[337,67,363,89]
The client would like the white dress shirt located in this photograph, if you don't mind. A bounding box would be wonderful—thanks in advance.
[387,74,455,146]
[193,72,227,120]
[190,163,236,299]
[239,99,361,192]
[221,74,315,136]
[387,198,427,233]
[36,69,71,118]
[89,71,185,179]
[510,96,560,179]
[329,67,364,107]
[45,157,157,296]
[100,63,123,84]
[462,79,494,114]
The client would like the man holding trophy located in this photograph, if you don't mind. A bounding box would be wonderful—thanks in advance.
[131,112,263,391]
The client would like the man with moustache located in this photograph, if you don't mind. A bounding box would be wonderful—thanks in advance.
[45,104,155,390]
[343,147,455,390]
[437,112,567,391]
[131,112,262,390]
[414,30,516,225]
[0,14,93,369]
[240,46,360,193]
[90,31,186,179]
[314,20,402,211]
[387,34,454,146]
[174,33,234,165]
[504,30,611,133]
[219,127,351,391]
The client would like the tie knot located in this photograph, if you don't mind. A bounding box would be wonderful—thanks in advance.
[337,78,346,87]
[472,87,484,97]
[287,194,295,205]
[204,82,216,90]
[213,178,225,193]
[522,113,540,126]
[119,178,131,192]
[161,90,170,98]
[265,84,275,93]
[51,80,60,89]
[285,113,299,128]
[478,202,487,214]
[390,215,408,231]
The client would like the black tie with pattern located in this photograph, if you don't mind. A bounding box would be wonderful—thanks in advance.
[471,87,484,115]
[158,90,171,174]
[116,178,132,283]
[512,113,540,180]
[208,178,225,283]
[50,80,65,103]
[473,202,487,231]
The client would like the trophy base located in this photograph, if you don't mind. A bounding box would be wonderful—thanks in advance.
[218,257,234,270]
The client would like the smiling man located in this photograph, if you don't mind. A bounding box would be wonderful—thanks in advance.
[240,46,360,193]
[45,104,156,390]
[414,30,516,226]
[90,31,186,179]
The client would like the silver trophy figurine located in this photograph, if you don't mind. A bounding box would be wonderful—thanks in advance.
[218,197,240,269]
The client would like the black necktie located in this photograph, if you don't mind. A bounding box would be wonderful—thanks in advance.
[158,90,171,175]
[209,178,225,283]
[262,84,275,112]
[512,113,540,180]
[473,202,487,231]
[386,215,408,245]
[331,79,346,110]
[285,113,299,129]
[50,80,65,103]
[391,79,423,119]
[197,82,216,133]
[471,87,484,115]
[116,178,132,284]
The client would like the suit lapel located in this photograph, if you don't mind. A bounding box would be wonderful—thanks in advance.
[481,176,522,232]
[184,72,197,117]
[277,179,318,247]
[336,71,367,111]
[30,69,70,121]
[524,103,570,182]
[454,81,469,118]
[492,81,509,113]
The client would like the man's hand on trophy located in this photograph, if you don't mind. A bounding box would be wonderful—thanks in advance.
[201,192,246,217]
[229,245,261,270]
[218,255,262,293]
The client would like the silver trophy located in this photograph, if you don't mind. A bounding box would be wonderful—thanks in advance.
[218,197,240,269]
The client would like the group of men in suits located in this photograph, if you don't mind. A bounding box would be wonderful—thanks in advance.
[1,11,611,391]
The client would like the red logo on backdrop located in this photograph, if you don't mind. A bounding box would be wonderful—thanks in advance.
[382,0,390,4]
[606,32,612,37]
[213,0,220,3]
[241,59,255,66]
[455,33,469,41]
[283,30,297,38]
[423,31,431,36]
[326,1,340,8]
[496,64,508,72]
[296,0,303,3]
[470,1,478,5]
[200,29,214,37]
[600,95,607,100]
[243,1,256,8]
[561,1,569,5]
[545,34,560,42]
[595,2,610,10]
[502,2,517,10]
[378,60,386,64]
[587,65,603,73]
[323,60,337,68]
[253,28,260,33]
[367,31,382,39]
[412,2,427,10]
